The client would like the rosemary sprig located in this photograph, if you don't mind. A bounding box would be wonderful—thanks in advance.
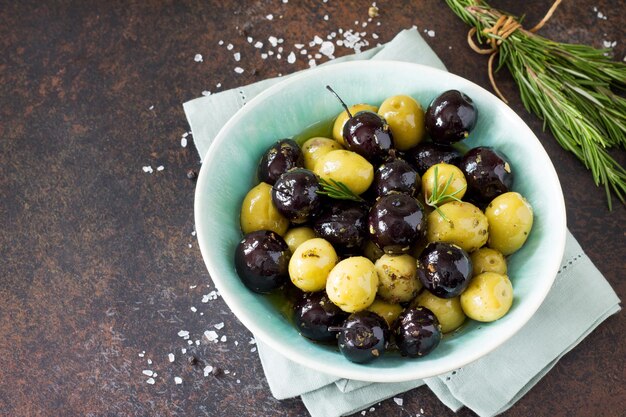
[426,166,466,220]
[445,0,626,209]
[316,177,365,203]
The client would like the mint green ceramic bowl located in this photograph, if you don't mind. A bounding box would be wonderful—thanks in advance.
[195,61,566,382]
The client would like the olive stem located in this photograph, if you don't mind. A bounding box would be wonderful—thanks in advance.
[326,85,352,118]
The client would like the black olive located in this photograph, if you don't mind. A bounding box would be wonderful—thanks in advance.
[372,158,420,197]
[272,169,322,224]
[313,201,368,254]
[393,307,442,357]
[234,230,291,293]
[343,111,394,161]
[407,142,463,175]
[368,193,425,254]
[460,146,513,204]
[416,242,472,298]
[294,292,348,342]
[425,90,477,145]
[336,311,389,363]
[258,139,304,185]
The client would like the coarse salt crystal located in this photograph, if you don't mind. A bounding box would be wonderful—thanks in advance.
[247,36,253,43]
[372,33,379,39]
[218,40,224,45]
[220,335,227,342]
[187,340,193,345]
[269,36,278,47]
[189,284,196,288]
[147,359,152,365]
[287,52,296,64]
[181,348,186,354]
[276,53,282,59]
[361,412,366,416]
[142,370,153,376]
[266,14,273,20]
[261,53,268,59]
[202,90,211,96]
[227,43,233,50]
[195,340,200,346]
[233,52,241,61]
[427,30,435,37]
[315,53,322,59]
[203,365,214,376]
[393,397,403,406]
[177,330,190,339]
[190,306,197,312]
[250,347,257,353]
[138,351,145,357]
[278,46,284,53]
[254,41,263,48]
[320,41,335,58]
[236,379,241,383]
[168,353,175,362]
[142,166,153,173]
[156,166,164,171]
[149,105,154,110]
[369,407,375,412]
[214,322,225,330]
[294,43,304,49]
[308,59,316,67]
[234,67,244,74]
[234,341,239,346]
[194,54,203,62]
[300,50,307,55]
[224,370,230,374]
[313,35,323,44]
[174,377,182,384]
[181,137,188,147]
[216,83,221,88]
[323,15,329,21]
[204,330,219,342]
[146,378,155,385]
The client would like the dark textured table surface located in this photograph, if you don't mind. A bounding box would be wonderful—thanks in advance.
[1,1,624,416]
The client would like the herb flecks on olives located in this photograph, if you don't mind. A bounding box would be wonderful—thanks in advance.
[289,238,338,292]
[294,292,348,342]
[393,307,442,357]
[417,242,472,299]
[373,159,420,197]
[336,311,390,363]
[408,142,463,175]
[426,90,477,145]
[258,139,304,185]
[368,193,426,254]
[460,147,513,204]
[234,230,291,294]
[313,201,368,254]
[272,168,322,224]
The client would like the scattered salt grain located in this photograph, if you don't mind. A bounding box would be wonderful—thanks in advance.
[194,54,203,62]
[300,49,307,55]
[149,105,154,110]
[361,412,366,416]
[156,166,164,171]
[190,306,197,312]
[320,41,335,58]
[308,59,316,67]
[187,340,193,345]
[138,351,145,357]
[203,365,214,376]
[369,407,375,412]
[254,41,263,48]
[142,166,153,174]
[214,322,225,330]
[181,137,188,147]
[220,335,227,342]
[287,52,296,64]
[233,52,241,61]
[218,40,224,45]
[393,397,403,406]
[234,341,239,346]
[178,330,190,339]
[427,30,435,38]
[226,43,234,50]
[142,370,153,376]
[261,53,268,59]
[247,36,253,43]
[181,348,187,354]
[216,83,222,88]
[189,284,196,288]
[269,36,278,47]
[313,35,323,44]
[323,15,329,21]
[224,370,230,375]
[278,46,284,53]
[204,330,219,342]
[372,33,379,39]
[250,347,257,353]
[147,359,152,365]
[236,379,241,383]
[266,14,274,20]
[168,353,175,363]
[234,67,244,74]
[295,43,304,49]
[249,337,257,345]
[174,377,183,385]
[146,378,155,385]
[315,53,322,59]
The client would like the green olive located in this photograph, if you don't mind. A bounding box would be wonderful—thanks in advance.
[284,227,318,253]
[367,298,404,327]
[332,104,378,146]
[470,247,507,276]
[240,182,289,236]
[422,163,467,204]
[301,137,343,171]
[412,291,465,333]
[485,192,533,256]
[427,201,488,253]
[378,95,425,150]
[374,254,422,303]
[289,238,338,292]
[326,256,378,312]
[314,149,374,195]
[460,272,513,322]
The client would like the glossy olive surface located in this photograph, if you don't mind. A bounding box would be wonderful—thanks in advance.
[460,146,513,204]
[337,311,390,363]
[368,193,425,254]
[294,292,348,342]
[416,242,472,298]
[425,90,476,145]
[408,142,463,175]
[313,201,369,254]
[393,307,442,357]
[372,159,420,197]
[343,111,394,161]
[257,139,304,185]
[271,168,322,224]
[234,230,291,293]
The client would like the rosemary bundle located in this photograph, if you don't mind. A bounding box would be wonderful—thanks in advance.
[445,0,626,209]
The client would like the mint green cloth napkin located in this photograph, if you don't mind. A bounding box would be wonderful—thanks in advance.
[184,28,621,417]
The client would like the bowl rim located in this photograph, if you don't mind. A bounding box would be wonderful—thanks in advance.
[194,60,567,382]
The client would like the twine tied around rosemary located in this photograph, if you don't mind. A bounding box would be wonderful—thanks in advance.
[466,0,562,103]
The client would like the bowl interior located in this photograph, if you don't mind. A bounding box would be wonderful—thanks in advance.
[195,61,566,382]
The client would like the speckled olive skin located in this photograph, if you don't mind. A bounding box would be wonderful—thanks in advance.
[234,230,291,293]
[460,146,514,205]
[337,311,390,363]
[258,139,304,185]
[425,90,477,145]
[294,292,348,342]
[372,158,421,197]
[408,141,463,175]
[368,193,426,254]
[271,168,322,224]
[313,201,369,254]
[393,307,442,357]
[343,111,394,161]
[417,242,473,299]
